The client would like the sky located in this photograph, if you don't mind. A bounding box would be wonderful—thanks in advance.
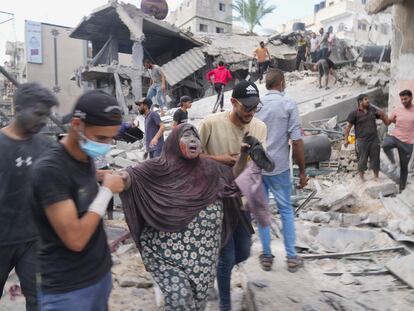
[0,0,316,63]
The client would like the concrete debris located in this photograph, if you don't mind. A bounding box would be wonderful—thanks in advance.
[386,254,414,289]
[314,184,357,212]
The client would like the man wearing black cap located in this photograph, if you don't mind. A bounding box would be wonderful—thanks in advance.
[137,98,165,158]
[199,81,267,311]
[172,95,192,129]
[0,83,58,311]
[32,90,125,310]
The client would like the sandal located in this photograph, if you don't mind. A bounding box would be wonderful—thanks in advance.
[287,256,304,273]
[259,254,275,271]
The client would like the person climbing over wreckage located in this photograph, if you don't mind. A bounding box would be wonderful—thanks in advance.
[119,123,272,311]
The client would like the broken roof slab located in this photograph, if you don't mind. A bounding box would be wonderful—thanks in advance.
[70,2,201,60]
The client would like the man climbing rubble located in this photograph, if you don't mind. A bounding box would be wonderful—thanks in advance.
[199,80,267,311]
[137,98,165,158]
[253,41,271,84]
[344,94,387,181]
[207,61,232,113]
[31,90,125,310]
[382,89,414,192]
[315,57,337,90]
[255,69,308,273]
[143,59,167,110]
[0,83,58,311]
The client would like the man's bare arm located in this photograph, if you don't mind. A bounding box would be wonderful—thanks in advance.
[292,139,308,188]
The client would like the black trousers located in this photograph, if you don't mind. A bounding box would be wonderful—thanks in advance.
[214,83,225,109]
[356,138,381,173]
[383,135,413,191]
[258,61,270,82]
[0,240,38,311]
[295,53,306,71]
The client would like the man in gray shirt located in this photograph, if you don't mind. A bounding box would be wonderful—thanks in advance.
[144,59,167,109]
[255,69,307,273]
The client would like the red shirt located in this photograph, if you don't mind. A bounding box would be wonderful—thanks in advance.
[207,66,232,85]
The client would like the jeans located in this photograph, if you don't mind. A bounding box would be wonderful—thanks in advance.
[149,148,162,159]
[382,135,414,191]
[217,212,251,311]
[38,271,112,311]
[258,170,296,259]
[0,241,38,311]
[147,83,165,108]
[295,53,306,71]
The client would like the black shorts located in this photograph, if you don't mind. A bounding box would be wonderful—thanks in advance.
[356,139,380,172]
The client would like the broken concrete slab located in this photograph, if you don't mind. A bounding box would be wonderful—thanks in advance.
[386,254,414,288]
[364,180,398,198]
[314,184,357,212]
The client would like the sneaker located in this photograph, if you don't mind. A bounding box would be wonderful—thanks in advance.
[259,254,275,271]
[287,256,304,273]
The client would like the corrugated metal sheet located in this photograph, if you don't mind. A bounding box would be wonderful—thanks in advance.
[162,48,206,86]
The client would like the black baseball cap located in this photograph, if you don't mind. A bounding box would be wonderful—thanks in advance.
[72,90,122,126]
[180,95,192,105]
[231,80,261,109]
[136,98,153,108]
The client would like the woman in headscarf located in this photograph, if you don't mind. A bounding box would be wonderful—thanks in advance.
[119,123,258,311]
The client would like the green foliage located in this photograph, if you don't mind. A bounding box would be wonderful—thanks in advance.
[232,0,277,34]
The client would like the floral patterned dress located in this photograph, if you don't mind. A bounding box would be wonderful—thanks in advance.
[140,201,223,311]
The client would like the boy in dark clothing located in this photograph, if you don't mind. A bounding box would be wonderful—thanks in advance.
[172,95,192,128]
[344,94,386,181]
[0,83,58,311]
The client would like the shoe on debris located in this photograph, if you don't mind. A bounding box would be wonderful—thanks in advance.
[259,254,275,271]
[287,256,304,273]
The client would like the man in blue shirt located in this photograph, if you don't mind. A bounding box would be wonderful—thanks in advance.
[255,69,308,273]
[137,98,165,158]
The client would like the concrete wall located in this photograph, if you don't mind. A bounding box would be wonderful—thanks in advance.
[388,1,414,114]
[26,23,85,116]
[168,0,232,33]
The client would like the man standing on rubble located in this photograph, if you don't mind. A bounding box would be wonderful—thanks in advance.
[207,61,233,113]
[199,81,267,311]
[253,41,272,84]
[255,69,308,273]
[344,94,386,181]
[382,90,414,192]
[137,98,165,158]
[172,95,192,128]
[0,83,58,311]
[32,90,125,310]
[295,34,308,71]
[143,59,167,109]
[317,27,329,59]
[310,32,320,63]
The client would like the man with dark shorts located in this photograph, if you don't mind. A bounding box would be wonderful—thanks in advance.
[253,41,271,84]
[0,83,58,311]
[382,89,414,191]
[344,94,386,181]
[172,95,192,128]
[32,90,125,310]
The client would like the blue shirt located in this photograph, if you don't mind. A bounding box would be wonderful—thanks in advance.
[145,111,164,152]
[256,90,302,176]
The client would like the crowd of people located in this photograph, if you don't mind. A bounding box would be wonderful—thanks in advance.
[1,63,413,311]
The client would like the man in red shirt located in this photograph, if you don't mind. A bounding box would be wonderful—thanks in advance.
[207,61,232,113]
[383,89,414,191]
